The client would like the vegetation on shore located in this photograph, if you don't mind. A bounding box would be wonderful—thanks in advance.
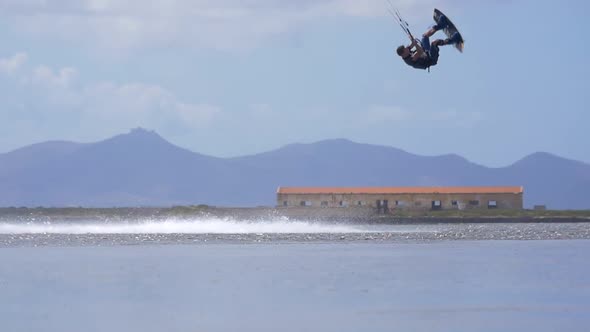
[0,206,589,219]
[387,209,590,219]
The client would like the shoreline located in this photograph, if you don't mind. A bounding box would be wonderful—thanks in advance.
[1,206,589,224]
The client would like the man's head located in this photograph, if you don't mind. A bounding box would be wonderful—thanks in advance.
[396,45,409,58]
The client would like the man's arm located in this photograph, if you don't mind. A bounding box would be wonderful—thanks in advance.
[408,38,418,49]
[411,40,425,61]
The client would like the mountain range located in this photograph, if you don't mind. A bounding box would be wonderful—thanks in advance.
[1,128,589,209]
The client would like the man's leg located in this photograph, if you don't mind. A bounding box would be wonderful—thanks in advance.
[423,14,450,38]
[432,32,461,47]
[428,44,440,66]
[421,35,431,54]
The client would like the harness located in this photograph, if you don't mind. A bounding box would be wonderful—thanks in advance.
[404,53,432,71]
[404,44,439,72]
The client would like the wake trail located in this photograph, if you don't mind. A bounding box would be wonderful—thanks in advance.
[0,217,422,235]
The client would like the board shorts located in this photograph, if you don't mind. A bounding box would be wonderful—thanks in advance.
[428,44,440,66]
[420,36,440,66]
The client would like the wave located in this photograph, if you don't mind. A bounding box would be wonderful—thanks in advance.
[0,217,391,235]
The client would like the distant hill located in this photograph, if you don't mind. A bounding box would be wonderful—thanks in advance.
[1,128,589,209]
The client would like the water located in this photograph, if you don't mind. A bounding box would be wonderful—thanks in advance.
[0,218,589,331]
[0,217,589,246]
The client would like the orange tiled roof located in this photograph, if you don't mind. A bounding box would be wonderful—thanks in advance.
[277,186,523,195]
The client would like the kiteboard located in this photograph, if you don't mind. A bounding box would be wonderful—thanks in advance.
[433,8,464,52]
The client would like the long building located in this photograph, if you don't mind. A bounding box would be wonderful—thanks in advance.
[277,186,524,211]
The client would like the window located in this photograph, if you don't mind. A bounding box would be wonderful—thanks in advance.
[321,201,329,207]
[451,200,458,206]
[488,200,498,209]
[432,200,442,210]
[339,201,349,207]
[357,201,363,206]
[283,201,288,207]
[469,200,480,206]
[300,201,312,207]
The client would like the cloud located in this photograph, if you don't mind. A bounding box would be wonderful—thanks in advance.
[81,82,220,128]
[0,52,221,142]
[0,0,453,51]
[0,53,28,74]
[30,65,78,88]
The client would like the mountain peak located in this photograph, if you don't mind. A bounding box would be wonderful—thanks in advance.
[316,138,355,145]
[109,127,167,144]
[515,152,562,165]
[128,127,161,138]
[86,127,183,156]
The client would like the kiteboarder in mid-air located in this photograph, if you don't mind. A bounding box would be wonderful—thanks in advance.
[394,8,464,71]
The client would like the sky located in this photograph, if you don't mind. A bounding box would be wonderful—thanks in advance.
[0,0,588,167]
